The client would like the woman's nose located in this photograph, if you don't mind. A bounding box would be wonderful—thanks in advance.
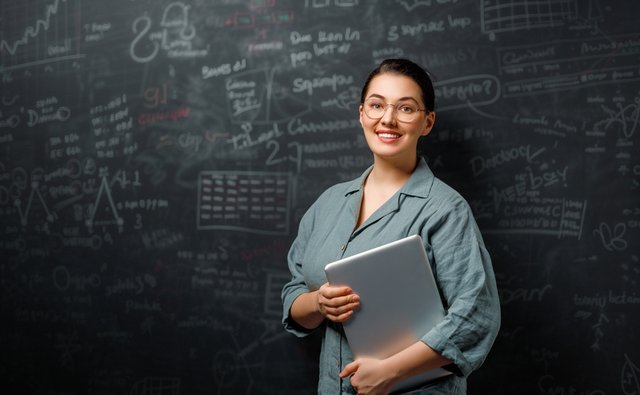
[380,104,397,124]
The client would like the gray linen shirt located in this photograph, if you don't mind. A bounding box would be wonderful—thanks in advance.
[281,158,500,394]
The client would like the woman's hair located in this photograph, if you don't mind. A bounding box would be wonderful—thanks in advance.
[360,58,435,112]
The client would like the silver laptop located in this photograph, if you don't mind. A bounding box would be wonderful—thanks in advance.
[324,235,452,393]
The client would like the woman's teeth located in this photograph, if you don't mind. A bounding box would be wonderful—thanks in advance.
[378,132,400,139]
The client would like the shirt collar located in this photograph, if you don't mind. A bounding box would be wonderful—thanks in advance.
[343,157,434,198]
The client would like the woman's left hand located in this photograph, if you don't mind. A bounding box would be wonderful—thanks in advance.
[339,357,396,395]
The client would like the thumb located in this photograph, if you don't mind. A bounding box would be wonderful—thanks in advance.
[339,360,360,379]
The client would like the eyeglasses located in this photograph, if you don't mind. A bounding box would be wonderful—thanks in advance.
[362,97,427,123]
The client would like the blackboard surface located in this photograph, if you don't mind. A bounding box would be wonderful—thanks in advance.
[1,1,639,394]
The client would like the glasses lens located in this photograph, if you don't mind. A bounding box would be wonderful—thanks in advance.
[364,98,385,119]
[395,103,418,122]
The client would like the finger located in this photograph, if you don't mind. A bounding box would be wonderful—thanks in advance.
[324,301,360,318]
[320,293,360,308]
[339,360,359,378]
[320,283,355,298]
[326,309,355,323]
[319,297,360,320]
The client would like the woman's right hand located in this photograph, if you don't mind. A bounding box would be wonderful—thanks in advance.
[316,282,360,323]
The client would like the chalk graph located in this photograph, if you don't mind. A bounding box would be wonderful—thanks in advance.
[86,175,123,231]
[0,0,82,71]
[197,171,291,235]
[481,0,578,35]
[14,181,55,226]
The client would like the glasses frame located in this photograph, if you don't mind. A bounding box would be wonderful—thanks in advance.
[362,97,429,123]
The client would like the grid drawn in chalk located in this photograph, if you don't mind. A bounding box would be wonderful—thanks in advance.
[481,0,578,34]
[197,171,291,235]
[130,377,180,395]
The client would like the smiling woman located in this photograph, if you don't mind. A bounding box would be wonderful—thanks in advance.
[282,58,501,395]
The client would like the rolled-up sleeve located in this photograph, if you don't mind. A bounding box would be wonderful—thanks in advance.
[421,196,501,377]
[281,206,316,337]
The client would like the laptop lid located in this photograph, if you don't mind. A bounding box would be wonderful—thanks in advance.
[324,234,452,392]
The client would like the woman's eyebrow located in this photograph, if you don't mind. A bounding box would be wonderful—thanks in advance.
[366,93,420,103]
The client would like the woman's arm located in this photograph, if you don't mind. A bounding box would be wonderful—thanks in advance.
[339,341,451,394]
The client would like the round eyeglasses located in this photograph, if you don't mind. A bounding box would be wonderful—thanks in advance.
[362,98,427,123]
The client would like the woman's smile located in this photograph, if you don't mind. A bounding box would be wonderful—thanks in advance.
[376,130,402,141]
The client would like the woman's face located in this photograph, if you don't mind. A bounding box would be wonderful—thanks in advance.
[359,73,435,164]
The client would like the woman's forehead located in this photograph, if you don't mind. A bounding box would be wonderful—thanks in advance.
[366,73,423,101]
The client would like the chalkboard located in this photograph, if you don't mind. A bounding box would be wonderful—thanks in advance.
[1,1,639,394]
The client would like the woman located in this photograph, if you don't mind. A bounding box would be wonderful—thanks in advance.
[281,58,500,394]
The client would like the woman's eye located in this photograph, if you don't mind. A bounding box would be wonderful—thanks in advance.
[399,105,415,113]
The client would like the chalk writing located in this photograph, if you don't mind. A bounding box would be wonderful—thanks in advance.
[485,197,587,239]
[471,144,545,176]
[225,69,311,124]
[292,74,355,95]
[434,74,501,111]
[537,374,606,395]
[500,35,640,97]
[305,0,359,8]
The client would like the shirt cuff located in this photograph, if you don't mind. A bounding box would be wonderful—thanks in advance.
[282,287,316,337]
[422,330,471,377]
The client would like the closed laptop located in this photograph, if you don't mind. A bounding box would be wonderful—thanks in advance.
[324,235,452,393]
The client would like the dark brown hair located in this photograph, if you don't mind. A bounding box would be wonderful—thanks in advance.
[360,58,435,112]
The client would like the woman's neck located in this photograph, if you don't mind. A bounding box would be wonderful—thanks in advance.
[368,156,418,187]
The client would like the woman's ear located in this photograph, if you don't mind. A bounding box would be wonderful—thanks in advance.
[421,111,436,137]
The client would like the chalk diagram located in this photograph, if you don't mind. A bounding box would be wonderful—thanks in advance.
[197,171,291,235]
[0,0,83,72]
[86,176,124,231]
[481,0,581,38]
[3,161,132,233]
[14,181,55,226]
[8,174,125,232]
[594,96,640,141]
